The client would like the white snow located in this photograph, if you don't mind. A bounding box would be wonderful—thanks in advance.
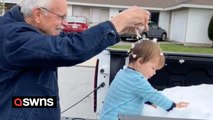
[143,84,213,120]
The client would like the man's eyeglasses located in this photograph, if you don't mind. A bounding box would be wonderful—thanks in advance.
[40,7,67,22]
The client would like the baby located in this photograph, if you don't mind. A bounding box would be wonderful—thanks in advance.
[100,40,189,120]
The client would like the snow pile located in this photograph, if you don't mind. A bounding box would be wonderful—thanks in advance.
[143,84,213,120]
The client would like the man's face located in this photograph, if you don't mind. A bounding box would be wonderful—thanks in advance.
[38,0,67,35]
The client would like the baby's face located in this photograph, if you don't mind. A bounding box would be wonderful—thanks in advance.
[137,59,159,79]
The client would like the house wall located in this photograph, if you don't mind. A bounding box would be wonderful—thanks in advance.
[72,6,90,20]
[185,8,213,47]
[159,11,170,38]
[70,5,109,27]
[67,5,73,16]
[170,9,189,43]
[109,8,120,19]
[0,3,4,15]
[4,0,20,3]
[89,7,109,26]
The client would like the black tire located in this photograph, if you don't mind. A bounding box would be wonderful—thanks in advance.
[120,37,127,41]
[161,33,167,41]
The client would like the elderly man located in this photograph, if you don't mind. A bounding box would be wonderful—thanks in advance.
[0,0,150,119]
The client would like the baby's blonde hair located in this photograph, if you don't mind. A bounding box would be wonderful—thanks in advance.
[128,40,165,69]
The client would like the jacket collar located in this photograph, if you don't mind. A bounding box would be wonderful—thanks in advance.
[4,5,25,22]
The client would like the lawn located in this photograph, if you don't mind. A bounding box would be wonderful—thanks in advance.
[110,42,213,54]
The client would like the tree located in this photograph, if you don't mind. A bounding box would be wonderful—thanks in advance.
[208,15,213,41]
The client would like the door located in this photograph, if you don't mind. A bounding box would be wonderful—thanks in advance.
[171,11,188,43]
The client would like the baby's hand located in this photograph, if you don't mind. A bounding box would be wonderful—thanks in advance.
[176,102,189,108]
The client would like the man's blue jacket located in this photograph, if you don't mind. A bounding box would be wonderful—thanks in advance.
[0,6,120,120]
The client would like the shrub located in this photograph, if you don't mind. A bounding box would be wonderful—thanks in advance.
[208,15,213,41]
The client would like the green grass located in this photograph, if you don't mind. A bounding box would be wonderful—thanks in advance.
[160,44,213,54]
[110,43,213,54]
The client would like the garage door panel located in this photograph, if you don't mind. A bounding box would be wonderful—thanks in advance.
[171,12,188,43]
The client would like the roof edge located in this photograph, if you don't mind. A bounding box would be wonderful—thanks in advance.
[67,2,164,11]
[165,4,213,10]
[68,2,213,11]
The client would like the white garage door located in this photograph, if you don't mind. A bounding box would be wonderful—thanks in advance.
[90,8,109,26]
[72,6,90,21]
[72,6,109,27]
[171,11,188,43]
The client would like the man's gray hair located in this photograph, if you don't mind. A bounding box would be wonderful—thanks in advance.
[18,0,52,17]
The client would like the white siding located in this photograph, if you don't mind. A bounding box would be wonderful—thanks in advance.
[90,7,109,26]
[159,11,170,38]
[4,0,21,3]
[67,5,73,16]
[72,6,109,27]
[109,8,120,20]
[170,10,188,43]
[185,8,213,45]
[72,6,90,21]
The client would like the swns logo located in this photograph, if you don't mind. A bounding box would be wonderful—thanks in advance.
[12,96,57,108]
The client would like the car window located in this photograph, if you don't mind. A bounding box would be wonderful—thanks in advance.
[149,22,158,29]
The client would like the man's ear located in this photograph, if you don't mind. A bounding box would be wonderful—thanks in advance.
[32,8,42,23]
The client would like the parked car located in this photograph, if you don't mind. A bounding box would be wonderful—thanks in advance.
[63,16,89,32]
[120,21,167,41]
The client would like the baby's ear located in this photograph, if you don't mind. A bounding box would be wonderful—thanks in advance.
[137,57,144,65]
